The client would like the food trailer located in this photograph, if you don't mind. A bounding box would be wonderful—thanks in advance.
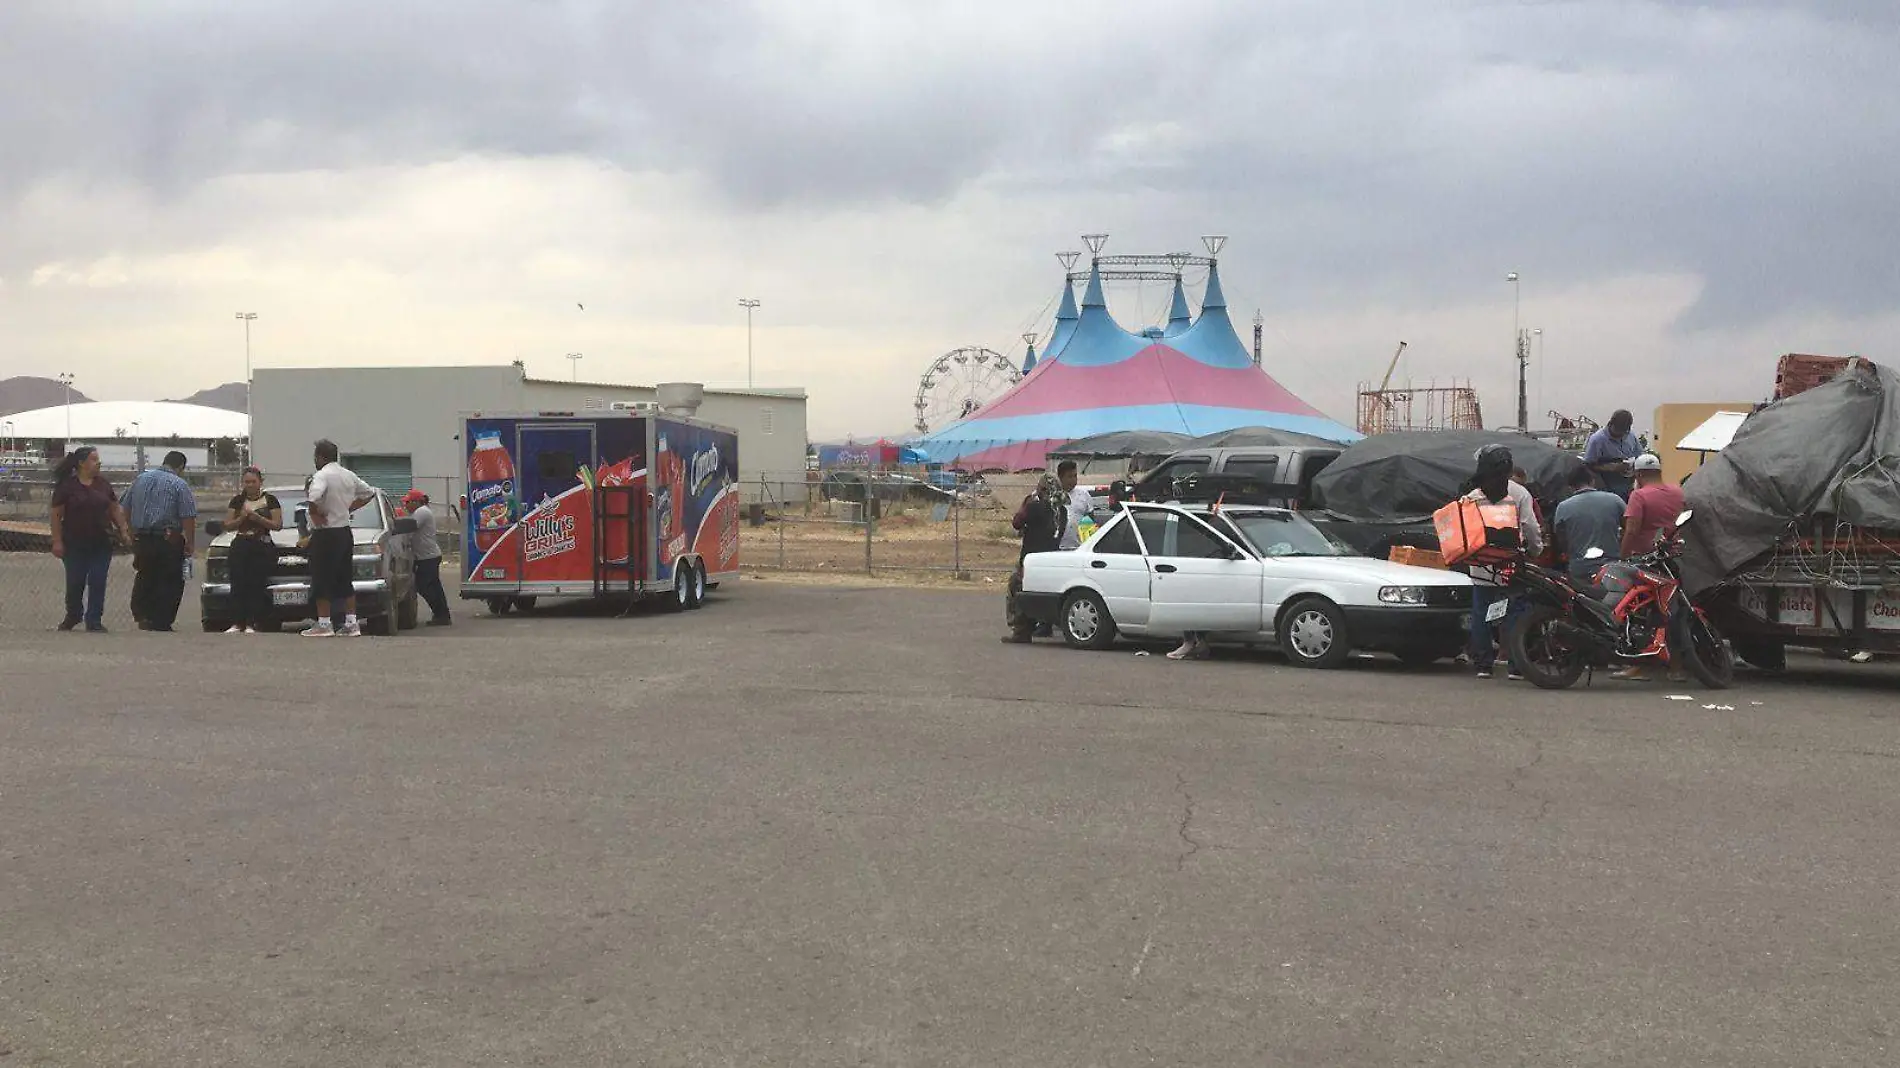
[460,409,740,615]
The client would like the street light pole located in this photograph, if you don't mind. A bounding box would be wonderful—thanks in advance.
[566,352,583,381]
[131,421,142,471]
[1505,273,1525,430]
[235,312,256,467]
[737,299,760,388]
[57,372,74,443]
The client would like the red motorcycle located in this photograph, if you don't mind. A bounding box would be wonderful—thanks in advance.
[1498,509,1735,690]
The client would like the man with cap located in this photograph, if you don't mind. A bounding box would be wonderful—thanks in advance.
[120,450,199,631]
[1621,453,1684,559]
[1584,409,1642,499]
[403,489,452,626]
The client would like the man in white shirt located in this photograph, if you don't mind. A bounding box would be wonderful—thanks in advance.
[1056,460,1093,550]
[303,439,376,637]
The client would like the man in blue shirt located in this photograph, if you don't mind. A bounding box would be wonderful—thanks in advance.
[120,451,199,631]
[1583,409,1641,499]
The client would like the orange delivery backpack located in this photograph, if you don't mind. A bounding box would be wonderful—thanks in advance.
[1432,497,1522,566]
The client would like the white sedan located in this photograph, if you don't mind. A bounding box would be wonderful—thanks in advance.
[1017,502,1475,668]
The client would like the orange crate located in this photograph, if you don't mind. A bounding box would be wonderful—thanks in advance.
[1389,545,1448,569]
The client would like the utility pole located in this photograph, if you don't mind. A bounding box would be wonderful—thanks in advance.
[566,352,583,381]
[1516,329,1531,433]
[1505,272,1522,429]
[737,299,760,388]
[235,312,256,467]
[58,372,74,443]
[1252,310,1264,367]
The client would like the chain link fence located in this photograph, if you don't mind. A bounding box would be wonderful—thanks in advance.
[742,474,1037,580]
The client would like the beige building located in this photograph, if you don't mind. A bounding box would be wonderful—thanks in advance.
[253,365,807,502]
[1654,402,1753,486]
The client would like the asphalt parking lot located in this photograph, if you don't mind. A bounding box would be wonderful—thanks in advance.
[3,577,1899,1066]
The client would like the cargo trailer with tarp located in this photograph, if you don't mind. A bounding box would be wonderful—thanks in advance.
[1682,359,1900,665]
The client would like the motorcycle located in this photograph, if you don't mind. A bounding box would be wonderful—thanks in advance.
[1496,509,1736,690]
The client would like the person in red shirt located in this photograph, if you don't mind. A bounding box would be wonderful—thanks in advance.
[1621,454,1685,558]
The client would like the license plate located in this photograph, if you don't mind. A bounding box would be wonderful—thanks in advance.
[1485,599,1510,623]
[273,589,307,606]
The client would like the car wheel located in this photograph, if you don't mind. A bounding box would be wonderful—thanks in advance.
[1060,590,1118,650]
[486,597,512,617]
[514,596,538,612]
[397,592,419,630]
[1278,597,1352,669]
[687,561,707,610]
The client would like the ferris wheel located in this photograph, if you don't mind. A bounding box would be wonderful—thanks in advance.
[913,346,1021,434]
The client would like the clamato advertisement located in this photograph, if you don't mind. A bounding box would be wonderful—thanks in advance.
[459,411,740,607]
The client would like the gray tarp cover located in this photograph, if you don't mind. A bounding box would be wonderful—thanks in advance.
[1309,430,1587,521]
[1182,426,1347,449]
[1046,430,1191,458]
[1680,361,1900,594]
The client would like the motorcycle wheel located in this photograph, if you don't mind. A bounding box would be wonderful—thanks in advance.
[1670,602,1736,689]
[1507,603,1589,690]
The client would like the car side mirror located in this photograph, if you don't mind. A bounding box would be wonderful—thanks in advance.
[392,517,419,535]
[205,520,224,537]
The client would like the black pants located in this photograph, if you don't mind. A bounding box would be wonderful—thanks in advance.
[414,556,451,621]
[229,537,276,627]
[132,532,186,629]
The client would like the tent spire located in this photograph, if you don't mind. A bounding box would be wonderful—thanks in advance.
[1165,274,1192,334]
[1202,260,1227,311]
[1082,259,1107,309]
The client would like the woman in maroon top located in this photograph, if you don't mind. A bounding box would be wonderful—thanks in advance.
[50,446,131,632]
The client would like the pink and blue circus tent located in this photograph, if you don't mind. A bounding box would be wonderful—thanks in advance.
[913,259,1359,472]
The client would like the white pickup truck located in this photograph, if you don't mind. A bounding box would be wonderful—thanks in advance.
[1017,501,1475,668]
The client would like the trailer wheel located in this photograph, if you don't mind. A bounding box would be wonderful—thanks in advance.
[487,597,512,617]
[687,561,708,610]
[671,568,691,612]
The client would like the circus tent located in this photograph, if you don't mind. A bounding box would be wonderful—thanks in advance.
[912,257,1358,472]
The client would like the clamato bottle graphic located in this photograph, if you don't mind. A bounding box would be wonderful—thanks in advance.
[468,431,517,554]
[656,433,687,563]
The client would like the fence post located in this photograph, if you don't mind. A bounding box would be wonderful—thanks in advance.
[952,490,963,578]
[777,482,786,570]
[864,508,874,574]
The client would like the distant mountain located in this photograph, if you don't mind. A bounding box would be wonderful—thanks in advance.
[165,382,248,413]
[0,376,93,416]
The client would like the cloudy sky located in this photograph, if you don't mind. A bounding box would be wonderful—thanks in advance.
[2,0,1895,439]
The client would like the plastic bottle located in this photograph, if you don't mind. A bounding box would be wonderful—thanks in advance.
[468,431,517,553]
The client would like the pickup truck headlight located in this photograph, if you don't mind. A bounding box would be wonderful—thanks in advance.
[205,555,229,583]
[1378,585,1429,605]
[352,555,383,582]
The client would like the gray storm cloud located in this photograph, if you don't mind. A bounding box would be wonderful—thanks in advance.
[1,0,1895,326]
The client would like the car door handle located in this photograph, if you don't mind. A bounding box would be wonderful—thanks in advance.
[1154,563,1177,573]
[1090,560,1107,569]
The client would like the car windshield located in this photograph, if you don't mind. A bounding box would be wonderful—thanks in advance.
[275,491,385,532]
[1222,511,1354,558]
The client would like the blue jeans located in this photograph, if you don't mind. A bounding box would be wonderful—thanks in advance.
[63,543,113,626]
[1469,585,1524,670]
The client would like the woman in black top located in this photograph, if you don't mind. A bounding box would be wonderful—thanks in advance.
[50,446,131,632]
[222,467,282,634]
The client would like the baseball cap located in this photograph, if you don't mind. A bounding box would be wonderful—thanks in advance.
[1633,453,1662,472]
[403,488,427,504]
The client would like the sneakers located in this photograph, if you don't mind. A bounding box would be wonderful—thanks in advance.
[302,622,336,638]
[57,617,80,632]
[425,617,453,628]
[1474,666,1494,679]
[85,622,107,633]
[225,625,243,634]
[338,621,362,638]
[999,633,1032,645]
[1507,670,1526,681]
[243,626,257,635]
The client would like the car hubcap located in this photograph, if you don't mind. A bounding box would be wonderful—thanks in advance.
[1290,611,1333,658]
[1068,600,1099,641]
